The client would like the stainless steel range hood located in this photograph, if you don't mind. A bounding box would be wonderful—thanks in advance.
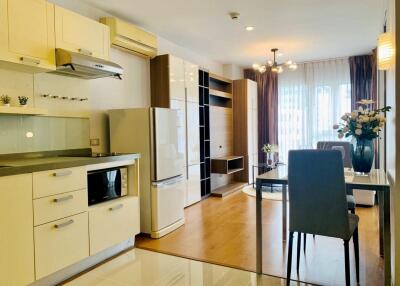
[51,49,123,80]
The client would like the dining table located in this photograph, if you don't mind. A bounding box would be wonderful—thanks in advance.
[255,165,391,285]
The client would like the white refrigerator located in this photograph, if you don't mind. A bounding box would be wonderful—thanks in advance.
[109,108,185,238]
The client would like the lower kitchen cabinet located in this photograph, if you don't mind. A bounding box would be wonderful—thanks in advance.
[0,174,35,286]
[34,212,89,279]
[89,196,140,255]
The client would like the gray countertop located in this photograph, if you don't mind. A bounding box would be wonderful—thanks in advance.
[0,153,141,177]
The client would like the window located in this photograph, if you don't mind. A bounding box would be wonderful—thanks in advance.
[277,59,351,163]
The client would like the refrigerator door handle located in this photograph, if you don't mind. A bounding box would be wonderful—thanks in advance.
[152,175,184,187]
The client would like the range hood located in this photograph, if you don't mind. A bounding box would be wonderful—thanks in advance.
[51,49,123,80]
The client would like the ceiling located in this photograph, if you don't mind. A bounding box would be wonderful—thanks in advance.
[82,0,384,67]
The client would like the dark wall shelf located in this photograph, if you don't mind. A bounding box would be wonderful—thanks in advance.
[199,69,211,198]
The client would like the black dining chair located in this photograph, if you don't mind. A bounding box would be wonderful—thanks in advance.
[287,150,360,286]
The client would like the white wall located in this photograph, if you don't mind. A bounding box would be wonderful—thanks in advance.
[222,64,244,80]
[384,0,398,283]
[0,0,224,153]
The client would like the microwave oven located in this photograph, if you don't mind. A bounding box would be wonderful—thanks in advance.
[87,167,128,206]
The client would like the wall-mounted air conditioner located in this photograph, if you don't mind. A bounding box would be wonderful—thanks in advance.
[100,17,157,58]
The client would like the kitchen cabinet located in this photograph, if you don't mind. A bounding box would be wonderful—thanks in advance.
[0,174,35,286]
[151,54,201,207]
[55,5,110,60]
[34,212,89,279]
[89,196,140,255]
[33,166,87,199]
[0,0,56,71]
[33,189,88,226]
[233,79,258,184]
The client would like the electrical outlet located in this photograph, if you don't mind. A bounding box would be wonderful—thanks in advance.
[90,138,100,146]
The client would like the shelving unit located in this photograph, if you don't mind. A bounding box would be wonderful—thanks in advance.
[211,156,244,174]
[199,69,211,198]
[209,73,233,109]
[0,106,48,116]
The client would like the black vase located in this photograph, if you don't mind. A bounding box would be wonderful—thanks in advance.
[351,138,374,173]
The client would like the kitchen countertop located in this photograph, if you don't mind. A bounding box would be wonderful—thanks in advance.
[0,153,140,177]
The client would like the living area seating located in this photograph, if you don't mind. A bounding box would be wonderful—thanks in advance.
[287,150,360,286]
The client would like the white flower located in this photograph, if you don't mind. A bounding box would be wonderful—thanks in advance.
[351,111,358,119]
[373,127,380,133]
[356,123,362,129]
[343,126,349,132]
[358,99,375,105]
[341,114,348,121]
[355,129,362,136]
[358,106,364,112]
[369,111,375,116]
[338,133,344,139]
[333,124,339,130]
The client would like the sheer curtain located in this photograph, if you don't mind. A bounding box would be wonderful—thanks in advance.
[278,58,351,163]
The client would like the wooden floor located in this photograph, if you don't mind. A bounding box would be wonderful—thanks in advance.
[136,191,384,286]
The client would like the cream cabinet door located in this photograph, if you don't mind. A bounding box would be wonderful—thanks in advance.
[0,174,35,286]
[0,0,55,70]
[55,5,110,60]
[169,55,185,101]
[184,61,199,102]
[34,212,89,279]
[89,197,140,255]
[186,101,200,165]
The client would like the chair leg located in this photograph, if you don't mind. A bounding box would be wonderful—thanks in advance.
[287,232,294,286]
[353,227,360,283]
[303,233,307,253]
[296,232,301,273]
[351,208,355,214]
[344,239,350,286]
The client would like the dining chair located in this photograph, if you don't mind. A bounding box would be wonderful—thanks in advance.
[287,150,359,286]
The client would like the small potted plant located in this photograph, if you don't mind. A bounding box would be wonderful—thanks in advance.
[18,96,29,107]
[1,95,11,107]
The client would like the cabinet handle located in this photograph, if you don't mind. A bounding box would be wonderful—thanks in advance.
[20,57,40,65]
[78,48,93,56]
[52,170,72,177]
[109,204,124,211]
[53,195,73,203]
[54,219,74,229]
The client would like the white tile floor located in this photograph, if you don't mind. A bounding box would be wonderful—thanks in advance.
[65,248,305,286]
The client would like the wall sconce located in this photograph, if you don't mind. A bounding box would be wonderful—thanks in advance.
[378,32,395,70]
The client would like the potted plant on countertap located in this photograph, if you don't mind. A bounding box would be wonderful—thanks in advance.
[18,96,29,107]
[1,95,11,107]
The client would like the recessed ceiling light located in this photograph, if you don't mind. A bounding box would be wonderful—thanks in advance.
[245,26,255,31]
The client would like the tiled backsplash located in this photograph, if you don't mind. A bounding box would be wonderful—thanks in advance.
[0,115,90,154]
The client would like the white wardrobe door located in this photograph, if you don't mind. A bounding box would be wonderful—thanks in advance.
[169,55,185,101]
[186,101,200,166]
[186,164,201,207]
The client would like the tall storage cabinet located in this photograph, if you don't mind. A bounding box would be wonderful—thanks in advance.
[233,79,259,184]
[151,54,201,207]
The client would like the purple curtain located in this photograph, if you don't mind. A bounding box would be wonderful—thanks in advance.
[244,68,278,165]
[349,51,379,167]
[349,52,377,110]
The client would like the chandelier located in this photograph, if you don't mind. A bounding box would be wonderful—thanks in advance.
[252,48,297,73]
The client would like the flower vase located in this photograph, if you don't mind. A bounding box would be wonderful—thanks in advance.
[351,138,374,174]
[265,152,274,168]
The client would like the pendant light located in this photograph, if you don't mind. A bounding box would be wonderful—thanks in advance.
[253,48,297,74]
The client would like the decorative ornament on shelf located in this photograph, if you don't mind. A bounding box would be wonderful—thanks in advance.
[1,95,11,107]
[253,48,297,74]
[262,143,278,168]
[333,100,391,174]
[18,96,29,107]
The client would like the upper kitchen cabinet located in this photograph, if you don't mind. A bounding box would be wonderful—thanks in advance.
[54,6,110,60]
[184,61,199,103]
[0,0,56,71]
